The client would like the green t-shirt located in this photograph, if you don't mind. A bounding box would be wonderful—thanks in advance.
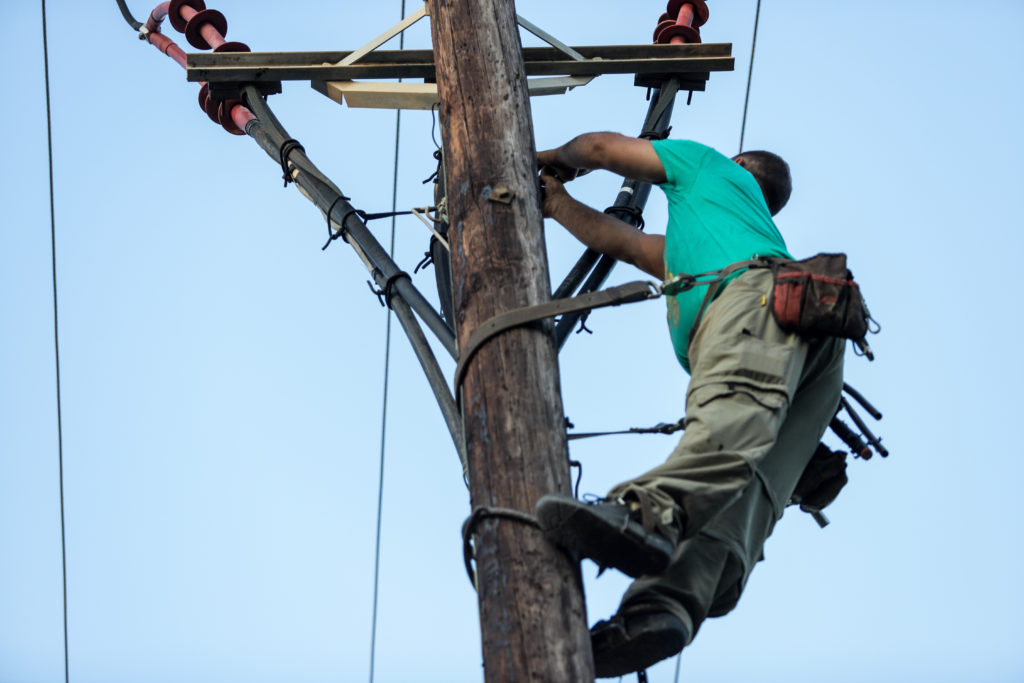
[653,139,791,373]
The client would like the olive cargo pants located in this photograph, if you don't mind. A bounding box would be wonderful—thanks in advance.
[607,268,845,640]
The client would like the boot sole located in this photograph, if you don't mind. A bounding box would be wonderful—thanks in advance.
[592,611,687,678]
[535,495,672,578]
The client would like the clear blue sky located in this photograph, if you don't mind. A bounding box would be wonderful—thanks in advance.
[2,1,1023,682]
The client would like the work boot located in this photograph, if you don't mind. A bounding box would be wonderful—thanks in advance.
[534,493,680,578]
[591,604,689,678]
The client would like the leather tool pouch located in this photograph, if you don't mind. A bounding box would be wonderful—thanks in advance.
[767,253,869,340]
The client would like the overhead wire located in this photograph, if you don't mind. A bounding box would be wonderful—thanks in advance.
[369,4,407,681]
[677,8,764,681]
[676,7,766,681]
[41,2,70,682]
[738,0,762,154]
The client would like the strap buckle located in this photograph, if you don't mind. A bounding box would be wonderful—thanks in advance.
[661,273,696,296]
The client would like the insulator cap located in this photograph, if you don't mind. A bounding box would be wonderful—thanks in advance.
[168,0,205,34]
[214,41,250,53]
[653,19,677,44]
[198,83,221,123]
[185,8,228,50]
[657,23,701,45]
[666,0,710,28]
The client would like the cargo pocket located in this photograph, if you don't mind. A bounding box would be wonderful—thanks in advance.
[688,380,788,413]
[689,327,799,410]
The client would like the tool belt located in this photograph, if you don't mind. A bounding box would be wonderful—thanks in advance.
[688,252,873,344]
[767,253,870,340]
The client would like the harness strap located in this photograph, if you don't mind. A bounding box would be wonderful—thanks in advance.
[687,258,772,345]
[454,281,661,405]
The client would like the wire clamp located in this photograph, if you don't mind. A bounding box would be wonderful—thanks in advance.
[604,204,646,230]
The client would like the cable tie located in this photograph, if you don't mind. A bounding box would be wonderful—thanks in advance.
[367,280,384,305]
[368,271,411,309]
[382,271,411,309]
[278,138,305,187]
[414,251,434,273]
[568,460,583,499]
[461,506,542,587]
[322,207,364,251]
[321,195,351,250]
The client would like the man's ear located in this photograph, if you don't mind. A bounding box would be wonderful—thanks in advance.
[733,155,748,169]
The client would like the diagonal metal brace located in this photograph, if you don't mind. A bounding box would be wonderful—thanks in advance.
[334,4,429,67]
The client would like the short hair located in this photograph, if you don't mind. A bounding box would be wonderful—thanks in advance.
[737,150,792,216]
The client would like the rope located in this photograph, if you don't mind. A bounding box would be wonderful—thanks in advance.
[369,6,405,682]
[41,3,69,681]
[738,0,762,154]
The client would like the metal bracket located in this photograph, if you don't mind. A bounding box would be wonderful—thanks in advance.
[323,3,599,104]
[486,186,515,204]
[515,14,584,62]
[333,4,429,67]
[515,13,596,92]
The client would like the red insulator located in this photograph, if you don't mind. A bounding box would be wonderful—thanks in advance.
[653,19,677,43]
[658,12,672,24]
[218,100,246,135]
[214,41,250,53]
[185,8,228,50]
[667,0,710,28]
[168,0,205,34]
[658,23,701,45]
[691,0,710,27]
[197,83,219,124]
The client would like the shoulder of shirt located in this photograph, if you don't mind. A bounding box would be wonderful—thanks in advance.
[652,138,714,155]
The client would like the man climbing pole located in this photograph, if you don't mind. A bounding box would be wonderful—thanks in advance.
[535,132,847,677]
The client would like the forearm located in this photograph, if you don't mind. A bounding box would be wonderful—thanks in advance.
[547,191,664,278]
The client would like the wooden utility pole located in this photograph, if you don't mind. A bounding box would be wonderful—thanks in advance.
[429,1,594,680]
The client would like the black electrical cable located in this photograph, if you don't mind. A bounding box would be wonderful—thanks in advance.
[115,0,143,30]
[242,84,457,357]
[41,3,70,682]
[738,0,762,154]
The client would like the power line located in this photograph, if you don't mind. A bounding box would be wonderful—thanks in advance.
[738,0,762,154]
[41,2,70,682]
[369,5,406,681]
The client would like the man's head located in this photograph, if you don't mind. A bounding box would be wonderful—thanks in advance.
[733,151,792,216]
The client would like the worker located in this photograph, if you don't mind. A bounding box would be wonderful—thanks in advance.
[534,133,847,677]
